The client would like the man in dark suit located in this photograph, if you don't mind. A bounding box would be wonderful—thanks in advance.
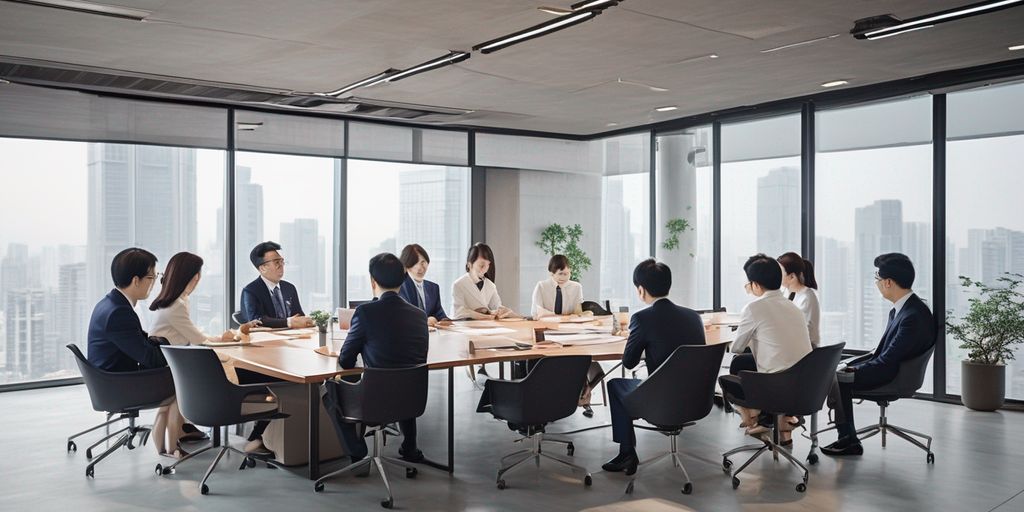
[822,253,936,456]
[337,253,430,463]
[87,247,167,372]
[239,241,313,329]
[601,259,707,474]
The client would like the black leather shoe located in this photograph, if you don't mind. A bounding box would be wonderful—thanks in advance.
[179,423,209,442]
[601,452,639,475]
[399,447,424,463]
[821,438,864,456]
[582,405,595,418]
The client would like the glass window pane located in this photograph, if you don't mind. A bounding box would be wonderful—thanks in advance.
[655,126,714,311]
[234,152,337,315]
[599,134,651,312]
[946,82,1024,399]
[346,161,471,313]
[721,114,802,314]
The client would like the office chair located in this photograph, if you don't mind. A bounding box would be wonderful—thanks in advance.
[481,355,594,489]
[581,300,611,316]
[230,310,244,328]
[348,300,371,309]
[620,343,726,495]
[315,365,429,509]
[158,346,288,495]
[66,344,175,477]
[721,343,844,493]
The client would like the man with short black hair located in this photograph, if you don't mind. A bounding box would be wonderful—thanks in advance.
[822,253,936,456]
[335,253,430,463]
[601,259,706,474]
[87,248,167,371]
[239,241,313,328]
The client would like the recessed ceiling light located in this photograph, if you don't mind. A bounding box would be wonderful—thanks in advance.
[708,54,719,59]
[821,80,849,88]
[655,106,678,112]
[606,122,619,127]
[1009,44,1024,50]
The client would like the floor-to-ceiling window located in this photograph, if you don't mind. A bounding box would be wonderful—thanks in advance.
[599,134,652,313]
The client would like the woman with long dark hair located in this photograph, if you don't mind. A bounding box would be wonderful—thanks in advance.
[777,251,821,347]
[451,243,516,320]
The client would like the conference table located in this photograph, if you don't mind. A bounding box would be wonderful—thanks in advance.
[214,316,737,480]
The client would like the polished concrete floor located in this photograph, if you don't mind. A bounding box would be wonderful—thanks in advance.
[2,370,1023,512]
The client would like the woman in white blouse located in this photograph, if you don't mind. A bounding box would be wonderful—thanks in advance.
[452,243,516,320]
[778,252,821,347]
[531,254,584,318]
[148,252,259,457]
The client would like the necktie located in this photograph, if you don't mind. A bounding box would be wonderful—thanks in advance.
[888,308,896,324]
[417,286,426,311]
[554,285,563,315]
[272,286,287,318]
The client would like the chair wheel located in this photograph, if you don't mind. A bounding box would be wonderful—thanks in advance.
[625,481,634,494]
[406,467,418,479]
[248,457,257,468]
[731,476,740,489]
[722,458,732,472]
[86,449,93,459]
[927,453,935,464]
[807,453,819,465]
[584,474,592,486]
[67,441,77,453]
[126,435,136,450]
[155,464,163,476]
[497,479,506,490]
[682,482,693,494]
[85,467,94,478]
[381,498,393,509]
[314,482,325,493]
[567,443,575,456]
[200,484,209,495]
[796,482,807,493]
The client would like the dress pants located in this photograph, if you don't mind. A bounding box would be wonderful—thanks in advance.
[607,378,641,451]
[236,368,281,440]
[831,370,890,439]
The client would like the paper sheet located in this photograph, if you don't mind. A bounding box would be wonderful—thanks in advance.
[451,326,517,336]
[537,315,599,324]
[246,332,293,343]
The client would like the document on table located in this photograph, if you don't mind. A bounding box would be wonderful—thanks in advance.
[537,315,599,324]
[451,326,518,336]
[541,333,626,346]
[467,336,532,352]
[246,332,294,343]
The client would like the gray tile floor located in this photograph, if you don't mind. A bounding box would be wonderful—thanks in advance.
[2,370,1022,512]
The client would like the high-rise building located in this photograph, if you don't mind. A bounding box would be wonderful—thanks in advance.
[1,243,29,306]
[815,235,853,344]
[232,165,264,292]
[757,166,801,257]
[57,262,88,373]
[600,177,638,310]
[4,289,47,380]
[854,199,903,346]
[902,221,932,301]
[280,218,326,310]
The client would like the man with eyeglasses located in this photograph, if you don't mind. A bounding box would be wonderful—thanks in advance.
[87,247,168,371]
[240,241,313,329]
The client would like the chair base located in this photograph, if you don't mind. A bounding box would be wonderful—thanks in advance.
[496,432,592,489]
[72,413,151,478]
[314,427,424,509]
[856,403,934,463]
[156,437,282,495]
[722,415,809,493]
[625,431,693,495]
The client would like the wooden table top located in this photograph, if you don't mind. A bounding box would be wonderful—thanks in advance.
[215,317,734,384]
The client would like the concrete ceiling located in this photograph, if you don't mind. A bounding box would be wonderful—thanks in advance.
[1,0,1023,135]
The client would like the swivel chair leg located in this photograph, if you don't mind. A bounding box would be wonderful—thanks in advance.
[85,426,132,459]
[67,413,128,452]
[84,432,131,477]
[198,446,229,495]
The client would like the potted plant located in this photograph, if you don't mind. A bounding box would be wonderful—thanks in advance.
[535,223,592,281]
[661,217,693,257]
[946,272,1024,411]
[310,310,332,347]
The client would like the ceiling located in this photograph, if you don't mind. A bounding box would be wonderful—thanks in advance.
[1,0,1023,135]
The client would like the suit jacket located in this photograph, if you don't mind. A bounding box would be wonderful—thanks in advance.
[338,291,429,370]
[851,293,936,386]
[87,289,166,372]
[239,277,304,329]
[398,275,449,321]
[622,298,706,371]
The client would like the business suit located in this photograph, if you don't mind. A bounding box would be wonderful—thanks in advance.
[337,291,429,459]
[833,293,936,438]
[398,275,449,321]
[451,273,502,319]
[87,289,166,372]
[608,298,706,451]
[239,277,304,328]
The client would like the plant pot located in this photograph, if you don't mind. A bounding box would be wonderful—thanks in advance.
[961,360,1005,411]
[317,330,327,348]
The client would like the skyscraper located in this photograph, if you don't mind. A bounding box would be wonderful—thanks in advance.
[854,200,903,346]
[232,165,264,291]
[57,262,87,373]
[280,218,326,310]
[4,289,46,379]
[902,221,932,301]
[757,166,801,257]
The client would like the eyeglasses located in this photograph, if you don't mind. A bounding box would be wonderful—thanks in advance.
[874,272,886,283]
[143,272,163,281]
[261,258,286,268]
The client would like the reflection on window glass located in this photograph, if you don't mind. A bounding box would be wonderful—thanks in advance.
[0,139,225,385]
[234,152,336,314]
[346,160,470,312]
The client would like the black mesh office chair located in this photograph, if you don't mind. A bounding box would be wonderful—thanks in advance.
[581,300,611,316]
[158,346,288,495]
[621,343,726,495]
[721,343,844,493]
[349,300,371,309]
[66,344,175,478]
[315,365,429,509]
[482,355,593,489]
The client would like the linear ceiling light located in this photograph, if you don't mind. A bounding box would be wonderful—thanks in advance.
[761,34,841,53]
[654,105,678,112]
[1010,43,1024,50]
[319,69,398,97]
[821,80,849,88]
[3,0,151,20]
[381,51,470,83]
[853,0,1024,40]
[538,0,618,15]
[474,9,602,54]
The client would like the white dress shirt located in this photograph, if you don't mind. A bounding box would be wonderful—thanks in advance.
[790,287,821,347]
[531,278,583,318]
[891,290,915,318]
[149,296,213,346]
[732,289,813,373]
[452,273,502,320]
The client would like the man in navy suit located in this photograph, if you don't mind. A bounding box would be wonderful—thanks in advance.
[398,244,451,327]
[239,241,313,329]
[601,259,707,474]
[822,253,936,456]
[87,247,167,372]
[337,253,430,463]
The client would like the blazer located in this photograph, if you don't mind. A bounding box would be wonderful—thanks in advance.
[87,289,166,372]
[851,293,936,386]
[732,289,812,374]
[149,296,211,346]
[398,275,449,321]
[338,291,429,370]
[622,298,706,371]
[451,273,502,320]
[239,277,304,328]
[531,278,584,318]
